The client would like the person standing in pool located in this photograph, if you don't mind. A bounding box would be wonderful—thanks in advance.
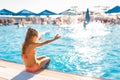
[22,28,61,72]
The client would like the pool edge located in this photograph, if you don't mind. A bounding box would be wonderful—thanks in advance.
[0,59,106,80]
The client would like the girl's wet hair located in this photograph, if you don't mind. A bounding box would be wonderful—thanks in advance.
[22,28,38,54]
[25,27,38,42]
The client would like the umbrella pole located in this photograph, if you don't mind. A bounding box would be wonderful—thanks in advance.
[68,15,70,25]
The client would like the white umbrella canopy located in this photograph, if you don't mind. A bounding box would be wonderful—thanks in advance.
[59,9,78,15]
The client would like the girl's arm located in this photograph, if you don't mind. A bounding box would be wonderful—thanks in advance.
[33,34,61,48]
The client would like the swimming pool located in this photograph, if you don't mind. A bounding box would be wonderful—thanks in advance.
[0,23,120,80]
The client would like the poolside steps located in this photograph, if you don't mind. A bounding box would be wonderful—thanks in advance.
[0,60,106,80]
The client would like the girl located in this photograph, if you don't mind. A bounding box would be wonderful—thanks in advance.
[22,28,61,72]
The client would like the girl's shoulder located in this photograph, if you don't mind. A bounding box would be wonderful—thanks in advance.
[28,42,38,50]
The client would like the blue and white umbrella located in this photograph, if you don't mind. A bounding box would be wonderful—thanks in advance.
[38,10,57,15]
[15,9,37,16]
[105,6,120,14]
[0,9,15,15]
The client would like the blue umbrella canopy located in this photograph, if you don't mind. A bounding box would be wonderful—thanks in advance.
[85,8,90,23]
[0,9,15,15]
[38,10,57,15]
[15,9,37,16]
[105,6,120,13]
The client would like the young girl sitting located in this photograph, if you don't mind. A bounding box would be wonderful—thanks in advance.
[22,27,61,72]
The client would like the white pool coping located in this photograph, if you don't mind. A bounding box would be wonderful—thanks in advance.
[0,60,106,80]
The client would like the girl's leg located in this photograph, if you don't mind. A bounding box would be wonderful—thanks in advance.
[37,57,50,69]
[37,55,46,60]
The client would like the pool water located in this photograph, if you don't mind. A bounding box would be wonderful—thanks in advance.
[0,23,120,80]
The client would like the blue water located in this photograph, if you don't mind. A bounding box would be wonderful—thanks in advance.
[0,23,120,80]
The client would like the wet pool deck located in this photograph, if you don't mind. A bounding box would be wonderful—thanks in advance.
[0,60,106,80]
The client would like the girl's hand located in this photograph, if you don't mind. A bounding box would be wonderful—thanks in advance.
[54,34,61,40]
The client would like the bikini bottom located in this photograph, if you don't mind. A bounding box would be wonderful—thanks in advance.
[26,64,39,72]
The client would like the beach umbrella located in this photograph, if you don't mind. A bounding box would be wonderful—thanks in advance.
[0,9,15,15]
[85,8,90,23]
[83,8,90,29]
[59,9,77,15]
[15,9,37,16]
[59,9,78,24]
[38,10,57,15]
[105,6,120,14]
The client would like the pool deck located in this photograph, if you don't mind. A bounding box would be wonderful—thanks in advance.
[0,60,106,80]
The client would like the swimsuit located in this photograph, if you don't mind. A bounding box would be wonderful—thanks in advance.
[26,64,39,72]
[22,50,40,72]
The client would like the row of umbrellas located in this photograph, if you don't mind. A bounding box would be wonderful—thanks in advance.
[0,9,57,16]
[0,9,79,16]
[0,8,90,16]
[0,5,120,16]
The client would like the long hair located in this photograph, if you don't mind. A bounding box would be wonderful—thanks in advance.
[22,28,38,54]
